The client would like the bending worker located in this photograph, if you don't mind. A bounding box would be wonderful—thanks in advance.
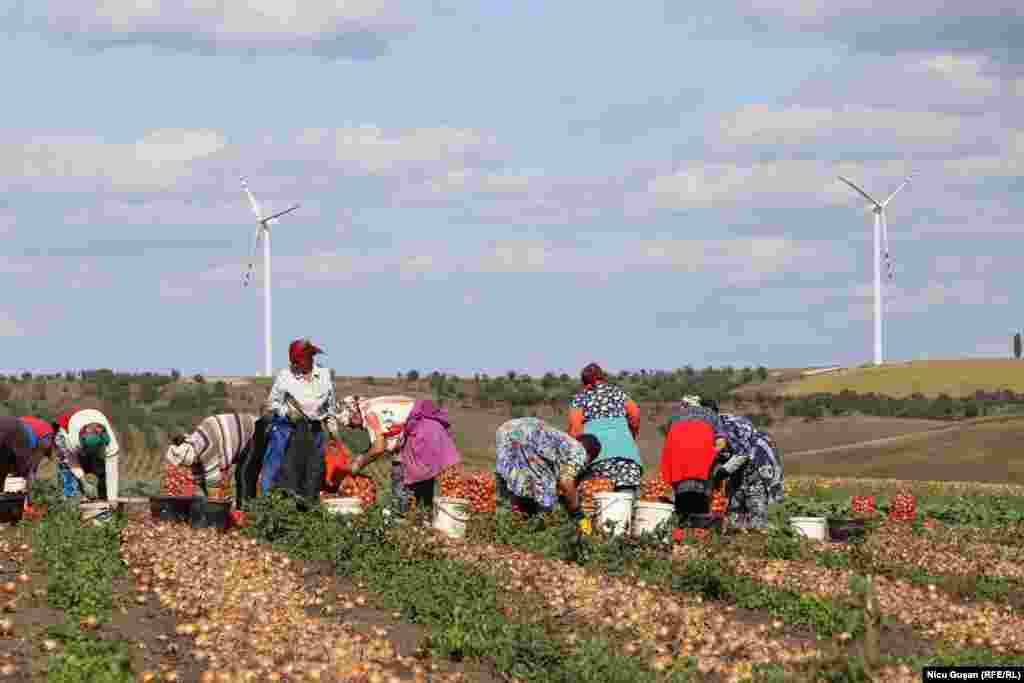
[52,406,121,502]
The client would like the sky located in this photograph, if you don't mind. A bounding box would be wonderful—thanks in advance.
[1,1,1021,378]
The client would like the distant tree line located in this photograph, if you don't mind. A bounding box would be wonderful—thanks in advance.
[781,389,1024,421]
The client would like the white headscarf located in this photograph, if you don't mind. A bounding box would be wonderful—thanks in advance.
[165,441,197,468]
[679,394,702,408]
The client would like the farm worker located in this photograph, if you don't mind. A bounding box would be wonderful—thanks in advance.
[261,339,339,495]
[336,394,417,511]
[494,417,602,535]
[659,395,728,523]
[16,416,56,511]
[389,399,461,515]
[52,407,121,502]
[0,417,50,508]
[165,414,262,504]
[567,363,643,495]
[716,413,785,530]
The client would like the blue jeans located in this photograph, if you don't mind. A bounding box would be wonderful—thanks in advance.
[58,456,106,499]
[261,416,326,495]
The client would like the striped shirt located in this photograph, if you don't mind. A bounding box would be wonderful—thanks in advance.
[165,414,258,484]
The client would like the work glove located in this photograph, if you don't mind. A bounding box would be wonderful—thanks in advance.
[721,453,750,474]
[715,437,727,452]
[571,509,592,536]
[349,454,368,476]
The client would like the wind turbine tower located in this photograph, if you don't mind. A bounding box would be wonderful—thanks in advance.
[837,174,912,366]
[240,177,300,377]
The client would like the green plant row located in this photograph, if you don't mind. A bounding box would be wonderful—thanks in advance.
[468,510,868,638]
[241,491,695,682]
[779,494,1024,527]
[26,501,135,682]
[463,511,1021,672]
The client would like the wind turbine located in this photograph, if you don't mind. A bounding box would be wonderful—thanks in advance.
[240,176,300,377]
[837,173,912,367]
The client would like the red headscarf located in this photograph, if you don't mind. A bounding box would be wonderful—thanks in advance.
[289,339,323,374]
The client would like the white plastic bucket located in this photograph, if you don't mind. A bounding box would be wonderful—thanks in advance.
[80,502,113,526]
[593,492,634,536]
[2,477,26,494]
[790,516,827,541]
[433,497,470,539]
[632,501,675,537]
[324,497,364,516]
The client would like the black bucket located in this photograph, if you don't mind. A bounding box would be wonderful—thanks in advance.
[191,499,232,531]
[828,518,867,543]
[150,496,195,524]
[0,494,25,524]
[687,513,724,530]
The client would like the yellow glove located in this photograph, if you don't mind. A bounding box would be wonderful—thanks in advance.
[577,518,593,536]
[715,437,727,452]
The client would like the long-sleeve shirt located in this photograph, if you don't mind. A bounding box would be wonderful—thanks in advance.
[54,409,121,467]
[165,414,259,484]
[53,408,121,501]
[0,417,40,491]
[265,364,337,421]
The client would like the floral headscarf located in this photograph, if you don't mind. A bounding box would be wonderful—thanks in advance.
[338,395,361,425]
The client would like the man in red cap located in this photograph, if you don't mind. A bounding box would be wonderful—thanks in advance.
[260,338,339,495]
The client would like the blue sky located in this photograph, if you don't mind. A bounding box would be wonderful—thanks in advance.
[1,1,1020,377]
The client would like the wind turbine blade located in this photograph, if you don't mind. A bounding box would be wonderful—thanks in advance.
[837,176,881,208]
[881,210,894,282]
[263,204,300,225]
[243,228,262,288]
[240,176,265,221]
[881,175,913,208]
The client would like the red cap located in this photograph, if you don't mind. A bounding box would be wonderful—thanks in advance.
[289,339,323,367]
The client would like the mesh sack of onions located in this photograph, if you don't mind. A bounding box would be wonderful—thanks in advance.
[438,465,467,498]
[462,471,496,514]
[851,495,878,517]
[639,477,673,503]
[161,464,194,497]
[578,479,613,517]
[887,490,917,522]
[710,489,728,515]
[340,475,377,508]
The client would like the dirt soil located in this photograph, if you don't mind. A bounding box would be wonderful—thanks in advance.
[0,524,204,683]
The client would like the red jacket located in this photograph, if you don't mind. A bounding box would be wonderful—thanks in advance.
[660,420,716,486]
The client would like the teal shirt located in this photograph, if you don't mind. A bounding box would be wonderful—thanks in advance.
[583,416,641,467]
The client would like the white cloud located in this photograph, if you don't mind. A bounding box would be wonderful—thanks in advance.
[293,126,503,175]
[18,1,413,57]
[159,280,195,299]
[718,105,971,146]
[911,55,1000,94]
[645,159,916,209]
[0,129,227,192]
[0,312,25,338]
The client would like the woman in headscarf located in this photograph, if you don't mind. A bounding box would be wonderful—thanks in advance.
[336,394,417,512]
[567,363,643,495]
[261,339,339,495]
[390,399,461,515]
[659,394,728,523]
[0,417,51,507]
[495,417,602,536]
[52,407,121,502]
[716,412,784,530]
[165,414,263,505]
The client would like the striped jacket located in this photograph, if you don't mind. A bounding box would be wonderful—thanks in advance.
[165,414,259,484]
